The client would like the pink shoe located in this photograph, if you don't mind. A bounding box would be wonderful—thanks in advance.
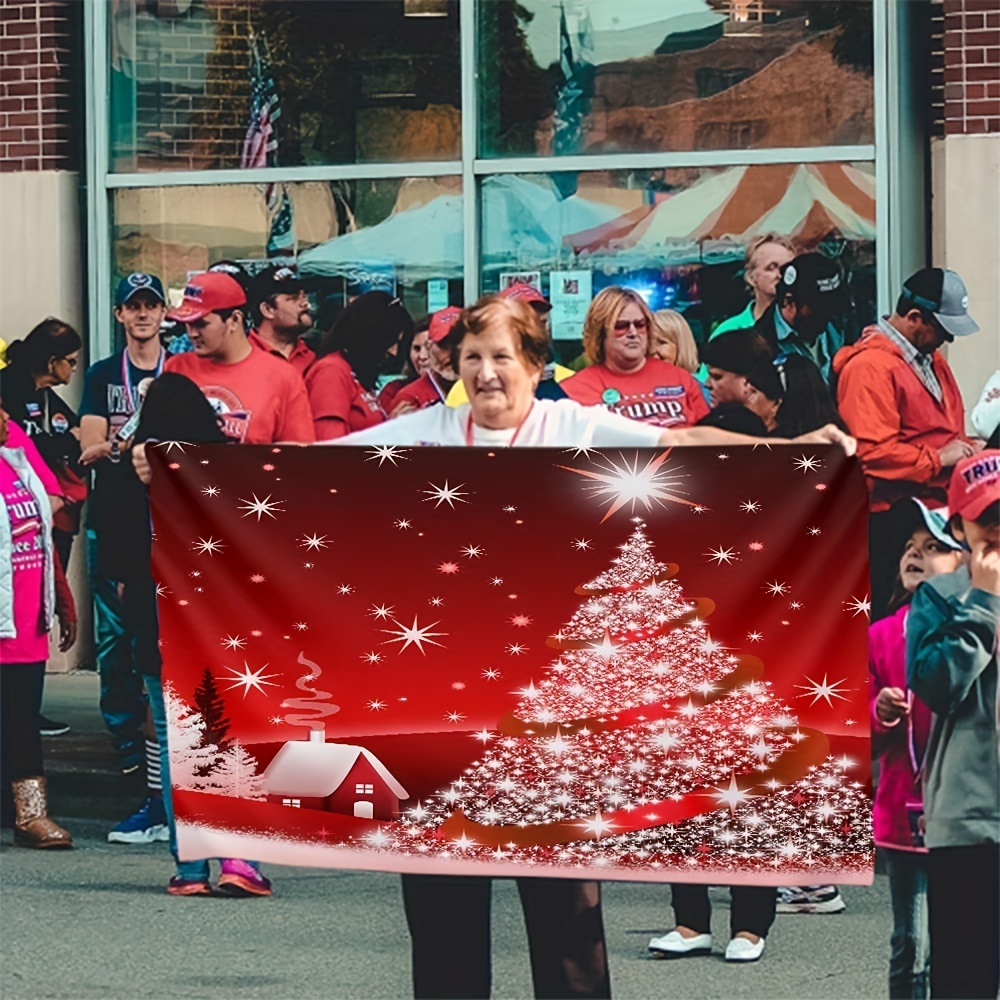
[216,859,272,897]
[167,876,213,896]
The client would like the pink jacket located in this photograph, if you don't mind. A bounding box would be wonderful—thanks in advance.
[869,605,932,851]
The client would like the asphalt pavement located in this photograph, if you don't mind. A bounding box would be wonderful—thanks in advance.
[1,673,891,1000]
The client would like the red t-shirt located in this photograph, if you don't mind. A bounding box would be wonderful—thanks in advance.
[562,358,710,428]
[164,349,315,444]
[377,376,415,415]
[391,372,450,412]
[304,352,385,441]
[247,329,316,377]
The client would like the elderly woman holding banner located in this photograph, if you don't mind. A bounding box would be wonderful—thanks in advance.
[335,294,855,999]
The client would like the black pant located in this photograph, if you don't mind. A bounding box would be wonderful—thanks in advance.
[401,875,611,999]
[0,661,46,781]
[670,883,777,939]
[869,508,900,623]
[927,844,1000,999]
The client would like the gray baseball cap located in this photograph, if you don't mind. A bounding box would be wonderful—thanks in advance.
[901,268,979,338]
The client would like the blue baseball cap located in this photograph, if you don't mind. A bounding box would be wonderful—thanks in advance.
[115,272,166,306]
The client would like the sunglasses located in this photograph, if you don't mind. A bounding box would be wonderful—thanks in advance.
[612,318,649,336]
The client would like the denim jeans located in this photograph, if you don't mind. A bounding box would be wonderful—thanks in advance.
[86,529,145,751]
[145,674,261,883]
[885,848,930,999]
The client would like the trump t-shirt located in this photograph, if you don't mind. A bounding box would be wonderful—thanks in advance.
[164,348,315,444]
[562,358,709,429]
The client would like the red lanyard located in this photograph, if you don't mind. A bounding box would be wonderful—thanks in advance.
[464,403,535,447]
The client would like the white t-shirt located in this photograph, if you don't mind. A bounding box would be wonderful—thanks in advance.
[327,399,662,448]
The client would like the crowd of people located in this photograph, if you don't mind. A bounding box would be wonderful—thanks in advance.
[1,241,997,999]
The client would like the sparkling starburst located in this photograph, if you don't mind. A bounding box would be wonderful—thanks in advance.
[238,493,284,521]
[793,454,821,474]
[221,634,246,650]
[423,480,468,509]
[362,651,382,664]
[395,518,412,530]
[444,710,466,724]
[300,533,329,551]
[795,673,852,706]
[382,615,446,655]
[370,603,394,620]
[366,445,408,466]
[201,485,220,498]
[221,661,279,697]
[740,499,761,513]
[765,580,788,596]
[460,544,484,559]
[193,536,224,556]
[367,699,387,712]
[573,538,592,551]
[844,595,871,618]
[706,545,738,566]
[438,561,460,575]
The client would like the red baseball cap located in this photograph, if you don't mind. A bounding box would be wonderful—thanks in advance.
[428,306,463,344]
[500,282,552,313]
[168,272,247,323]
[948,449,1000,521]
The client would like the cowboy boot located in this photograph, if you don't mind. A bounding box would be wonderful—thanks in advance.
[12,776,73,849]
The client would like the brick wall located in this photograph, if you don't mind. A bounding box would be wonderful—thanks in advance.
[0,0,80,171]
[942,0,1000,135]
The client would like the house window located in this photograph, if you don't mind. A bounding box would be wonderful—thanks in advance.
[355,783,374,795]
[281,798,301,808]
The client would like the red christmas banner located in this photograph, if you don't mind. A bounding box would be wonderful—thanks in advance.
[149,443,873,885]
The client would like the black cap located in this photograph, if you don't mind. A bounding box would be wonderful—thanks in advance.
[745,357,784,401]
[248,264,307,308]
[207,259,251,295]
[701,330,772,376]
[779,253,847,308]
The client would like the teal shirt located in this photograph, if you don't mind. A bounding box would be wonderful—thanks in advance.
[771,308,844,385]
[709,303,756,341]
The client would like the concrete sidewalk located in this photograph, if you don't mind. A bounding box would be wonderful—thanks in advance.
[1,673,891,1000]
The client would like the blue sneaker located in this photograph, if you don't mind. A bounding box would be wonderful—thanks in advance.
[107,796,170,844]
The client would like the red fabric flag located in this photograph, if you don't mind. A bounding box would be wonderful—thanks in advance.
[150,443,873,885]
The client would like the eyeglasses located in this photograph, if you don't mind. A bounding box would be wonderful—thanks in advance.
[612,318,649,336]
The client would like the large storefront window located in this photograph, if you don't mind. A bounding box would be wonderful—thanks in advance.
[112,176,463,323]
[109,0,460,172]
[477,0,874,158]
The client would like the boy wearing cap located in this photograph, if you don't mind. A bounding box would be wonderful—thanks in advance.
[388,306,462,415]
[79,272,169,789]
[753,252,849,383]
[906,450,999,1000]
[834,268,980,618]
[163,272,314,444]
[247,265,316,376]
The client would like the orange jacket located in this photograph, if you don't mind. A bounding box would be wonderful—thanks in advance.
[833,325,969,512]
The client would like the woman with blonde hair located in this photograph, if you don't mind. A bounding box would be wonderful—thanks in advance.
[651,309,700,372]
[711,233,796,339]
[562,287,709,429]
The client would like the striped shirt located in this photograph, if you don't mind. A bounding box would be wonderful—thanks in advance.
[877,317,943,403]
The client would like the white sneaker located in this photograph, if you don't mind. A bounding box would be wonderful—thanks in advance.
[648,930,713,958]
[725,936,765,962]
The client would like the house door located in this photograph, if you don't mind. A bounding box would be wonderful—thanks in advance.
[353,801,374,819]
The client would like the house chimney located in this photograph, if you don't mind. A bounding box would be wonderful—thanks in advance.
[309,728,325,743]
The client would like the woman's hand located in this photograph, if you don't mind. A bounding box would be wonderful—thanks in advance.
[792,424,857,456]
[57,614,78,653]
[132,442,152,485]
[390,400,418,419]
[875,686,909,726]
[80,441,113,466]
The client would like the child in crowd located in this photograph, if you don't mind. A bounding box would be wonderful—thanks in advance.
[870,500,966,998]
[907,450,999,1000]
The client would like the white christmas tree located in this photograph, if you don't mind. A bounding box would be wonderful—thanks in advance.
[164,682,224,792]
[213,740,265,800]
[395,522,871,877]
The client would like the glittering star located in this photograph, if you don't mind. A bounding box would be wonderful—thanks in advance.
[706,545,738,565]
[506,643,526,656]
[300,533,329,551]
[490,576,503,586]
[438,561,460,575]
[366,445,408,466]
[201,485,220,498]
[460,544,484,559]
[717,453,729,460]
[589,629,618,659]
[158,440,190,454]
[250,573,266,584]
[789,601,802,610]
[765,580,788,596]
[580,812,616,838]
[423,480,468,509]
[269,716,284,725]
[292,622,307,631]
[482,668,501,680]
[472,729,492,743]
[793,454,821,473]
[370,603,394,620]
[503,504,517,512]
[795,673,852,707]
[747,631,763,642]
[444,710,466,724]
[509,614,532,627]
[712,773,751,814]
[558,450,699,522]
[238,493,284,521]
[382,615,446,655]
[395,518,411,530]
[740,499,761,513]
[563,444,597,458]
[337,584,354,595]
[748,541,764,551]
[844,594,871,618]
[429,596,444,607]
[155,584,168,597]
[193,536,224,556]
[366,699,387,712]
[807,526,822,536]
[221,634,246,650]
[362,651,382,664]
[572,538,592,551]
[221,661,279,697]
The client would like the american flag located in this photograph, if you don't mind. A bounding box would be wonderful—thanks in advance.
[241,35,281,172]
[551,4,592,198]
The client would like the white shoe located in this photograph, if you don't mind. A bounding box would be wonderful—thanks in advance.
[725,936,765,962]
[648,930,713,958]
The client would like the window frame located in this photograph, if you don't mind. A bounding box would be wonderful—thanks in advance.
[84,0,911,362]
